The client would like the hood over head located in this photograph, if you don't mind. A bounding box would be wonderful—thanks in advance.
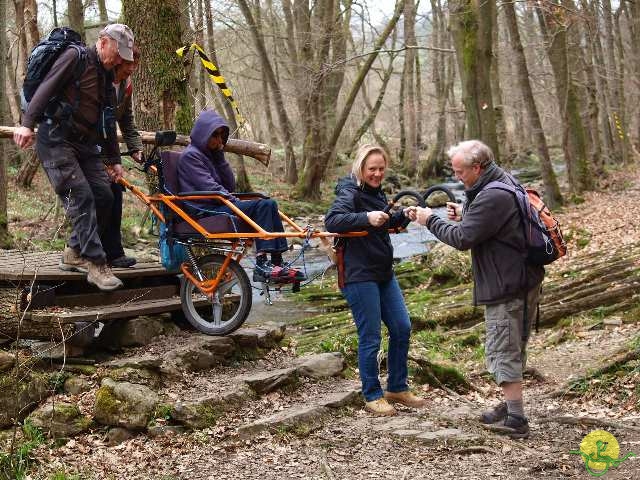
[189,109,230,153]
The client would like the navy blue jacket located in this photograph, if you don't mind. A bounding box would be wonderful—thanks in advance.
[325,176,407,285]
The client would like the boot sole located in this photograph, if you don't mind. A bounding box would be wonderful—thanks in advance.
[364,406,397,416]
[87,278,124,291]
[59,262,88,274]
[483,423,530,439]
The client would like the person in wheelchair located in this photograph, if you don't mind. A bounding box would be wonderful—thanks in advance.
[177,109,306,283]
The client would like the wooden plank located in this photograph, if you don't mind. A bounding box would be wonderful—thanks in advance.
[53,284,179,308]
[0,251,173,281]
[26,297,188,323]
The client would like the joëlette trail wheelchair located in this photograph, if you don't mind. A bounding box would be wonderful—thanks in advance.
[119,131,432,336]
[118,131,372,336]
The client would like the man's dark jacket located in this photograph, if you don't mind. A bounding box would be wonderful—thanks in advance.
[426,163,544,304]
[23,46,120,164]
[325,177,407,285]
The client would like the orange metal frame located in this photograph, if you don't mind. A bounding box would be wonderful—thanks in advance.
[118,176,366,297]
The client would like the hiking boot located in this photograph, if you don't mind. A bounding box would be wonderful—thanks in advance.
[59,246,89,273]
[365,398,397,416]
[384,390,428,409]
[253,261,307,283]
[479,401,508,424]
[87,262,123,291]
[109,255,137,268]
[484,413,530,439]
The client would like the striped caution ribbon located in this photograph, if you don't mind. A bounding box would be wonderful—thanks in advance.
[612,112,625,140]
[176,43,244,126]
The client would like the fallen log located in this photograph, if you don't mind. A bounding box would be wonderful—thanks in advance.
[0,126,271,166]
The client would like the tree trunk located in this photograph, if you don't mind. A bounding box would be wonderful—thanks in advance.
[123,0,192,135]
[204,0,252,192]
[66,0,85,40]
[97,0,108,23]
[537,1,593,194]
[421,0,450,180]
[237,0,297,184]
[16,151,39,188]
[503,1,562,208]
[299,0,403,200]
[402,0,418,177]
[449,0,499,161]
[24,0,38,50]
[0,0,11,248]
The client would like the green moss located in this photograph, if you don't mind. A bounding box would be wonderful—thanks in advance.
[194,404,225,428]
[454,332,481,348]
[412,360,469,393]
[94,385,119,417]
[154,404,174,421]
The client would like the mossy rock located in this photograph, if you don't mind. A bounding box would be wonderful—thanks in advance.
[424,244,472,285]
[0,371,51,427]
[27,401,92,438]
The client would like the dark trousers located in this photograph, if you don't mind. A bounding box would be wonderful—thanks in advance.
[36,139,113,262]
[207,198,288,253]
[101,183,125,261]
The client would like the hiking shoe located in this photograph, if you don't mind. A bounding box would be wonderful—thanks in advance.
[479,401,508,424]
[87,262,123,291]
[384,390,428,409]
[109,255,137,268]
[484,413,530,439]
[59,246,89,273]
[365,398,397,416]
[253,262,307,283]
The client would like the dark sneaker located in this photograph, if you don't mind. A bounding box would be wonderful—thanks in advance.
[479,401,508,424]
[253,262,307,283]
[110,255,137,268]
[484,413,530,439]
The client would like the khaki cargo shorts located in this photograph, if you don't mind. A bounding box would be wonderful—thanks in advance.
[484,286,541,385]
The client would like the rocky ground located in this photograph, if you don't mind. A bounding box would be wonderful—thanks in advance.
[2,167,640,479]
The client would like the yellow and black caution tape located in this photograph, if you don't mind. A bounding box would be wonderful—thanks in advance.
[176,43,244,126]
[612,111,625,140]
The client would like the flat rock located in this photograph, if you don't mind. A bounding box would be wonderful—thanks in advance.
[238,405,330,438]
[414,428,478,445]
[161,336,235,376]
[63,376,93,395]
[29,341,84,360]
[316,390,361,409]
[106,427,134,446]
[105,354,163,370]
[391,429,424,438]
[101,366,162,390]
[172,384,254,430]
[97,317,179,349]
[296,352,345,378]
[241,367,298,394]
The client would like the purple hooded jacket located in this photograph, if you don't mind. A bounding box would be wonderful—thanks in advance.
[177,110,237,200]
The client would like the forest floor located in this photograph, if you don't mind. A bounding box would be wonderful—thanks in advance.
[5,163,640,479]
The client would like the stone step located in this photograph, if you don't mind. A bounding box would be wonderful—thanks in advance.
[237,389,361,438]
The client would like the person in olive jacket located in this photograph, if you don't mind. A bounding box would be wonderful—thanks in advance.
[410,140,544,439]
[325,144,427,416]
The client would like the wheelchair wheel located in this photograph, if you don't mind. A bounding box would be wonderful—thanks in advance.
[422,185,457,207]
[180,254,252,335]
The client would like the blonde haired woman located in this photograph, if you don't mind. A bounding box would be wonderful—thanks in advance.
[325,144,426,416]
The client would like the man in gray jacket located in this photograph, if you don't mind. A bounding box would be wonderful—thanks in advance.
[411,140,544,439]
[13,24,135,291]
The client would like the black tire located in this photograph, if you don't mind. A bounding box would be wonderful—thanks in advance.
[180,254,252,335]
[422,185,457,207]
[385,190,426,213]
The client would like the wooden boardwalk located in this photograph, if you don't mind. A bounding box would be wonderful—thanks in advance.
[0,250,187,334]
[0,250,168,281]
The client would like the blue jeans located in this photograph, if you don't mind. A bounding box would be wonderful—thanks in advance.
[341,276,411,402]
[203,198,288,254]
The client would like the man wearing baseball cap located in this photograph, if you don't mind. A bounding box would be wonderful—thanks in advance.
[13,23,136,291]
